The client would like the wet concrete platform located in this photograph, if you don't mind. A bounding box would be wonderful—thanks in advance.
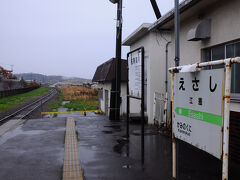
[0,118,65,180]
[75,113,240,180]
[0,113,239,180]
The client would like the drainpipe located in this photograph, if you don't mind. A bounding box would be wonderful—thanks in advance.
[165,41,171,93]
[163,41,171,127]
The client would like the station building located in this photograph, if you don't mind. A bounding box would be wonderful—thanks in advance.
[123,0,240,123]
[92,58,128,116]
[123,0,240,162]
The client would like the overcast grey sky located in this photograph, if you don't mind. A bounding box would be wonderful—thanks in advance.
[0,0,181,79]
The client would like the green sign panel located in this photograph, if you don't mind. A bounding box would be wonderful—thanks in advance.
[175,107,222,126]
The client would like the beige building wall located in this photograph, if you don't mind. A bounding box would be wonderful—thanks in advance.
[165,0,240,112]
[97,82,127,116]
[97,83,111,116]
[167,0,240,65]
[148,32,172,124]
[127,31,172,124]
[124,0,240,124]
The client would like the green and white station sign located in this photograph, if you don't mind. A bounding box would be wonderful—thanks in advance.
[174,68,224,159]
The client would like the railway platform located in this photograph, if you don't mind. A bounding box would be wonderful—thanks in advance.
[0,112,239,180]
[0,117,65,180]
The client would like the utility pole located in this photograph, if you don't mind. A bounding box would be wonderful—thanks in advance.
[150,0,161,19]
[109,0,122,120]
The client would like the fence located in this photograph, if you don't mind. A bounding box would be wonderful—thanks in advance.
[0,86,40,98]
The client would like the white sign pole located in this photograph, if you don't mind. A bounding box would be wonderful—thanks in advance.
[222,60,232,180]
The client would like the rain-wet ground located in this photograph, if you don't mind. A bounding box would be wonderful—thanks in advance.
[0,118,65,180]
[75,113,240,180]
[0,108,239,180]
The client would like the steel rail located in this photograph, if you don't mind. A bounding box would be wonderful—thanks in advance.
[0,88,57,123]
[15,89,57,120]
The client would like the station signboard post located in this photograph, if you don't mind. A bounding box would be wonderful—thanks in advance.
[169,58,240,180]
[127,47,145,164]
[128,48,142,98]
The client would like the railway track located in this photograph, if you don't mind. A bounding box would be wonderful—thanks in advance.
[0,88,57,125]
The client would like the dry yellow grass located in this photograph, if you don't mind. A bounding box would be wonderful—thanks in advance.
[58,85,97,101]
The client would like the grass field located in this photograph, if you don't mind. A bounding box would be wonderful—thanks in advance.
[64,96,98,111]
[0,87,51,113]
[58,85,98,111]
[58,85,97,100]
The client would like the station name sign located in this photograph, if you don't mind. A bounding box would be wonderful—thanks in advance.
[174,69,224,159]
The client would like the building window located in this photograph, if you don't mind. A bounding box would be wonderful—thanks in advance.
[203,41,240,99]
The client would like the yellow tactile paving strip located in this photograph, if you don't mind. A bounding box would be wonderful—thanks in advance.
[63,117,83,180]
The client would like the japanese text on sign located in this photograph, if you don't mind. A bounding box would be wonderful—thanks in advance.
[128,49,142,98]
[174,69,224,159]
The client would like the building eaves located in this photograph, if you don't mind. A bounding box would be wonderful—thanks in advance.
[148,0,201,31]
[92,58,114,82]
[92,58,128,83]
[122,23,152,46]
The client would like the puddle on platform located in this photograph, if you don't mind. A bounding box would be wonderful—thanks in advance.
[91,145,98,151]
[83,135,97,138]
[122,164,132,169]
[102,130,113,134]
[79,146,97,164]
[113,138,129,155]
[132,129,159,136]
[0,126,46,145]
[104,125,121,131]
[113,143,124,154]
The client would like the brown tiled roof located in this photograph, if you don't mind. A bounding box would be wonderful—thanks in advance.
[92,58,127,82]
